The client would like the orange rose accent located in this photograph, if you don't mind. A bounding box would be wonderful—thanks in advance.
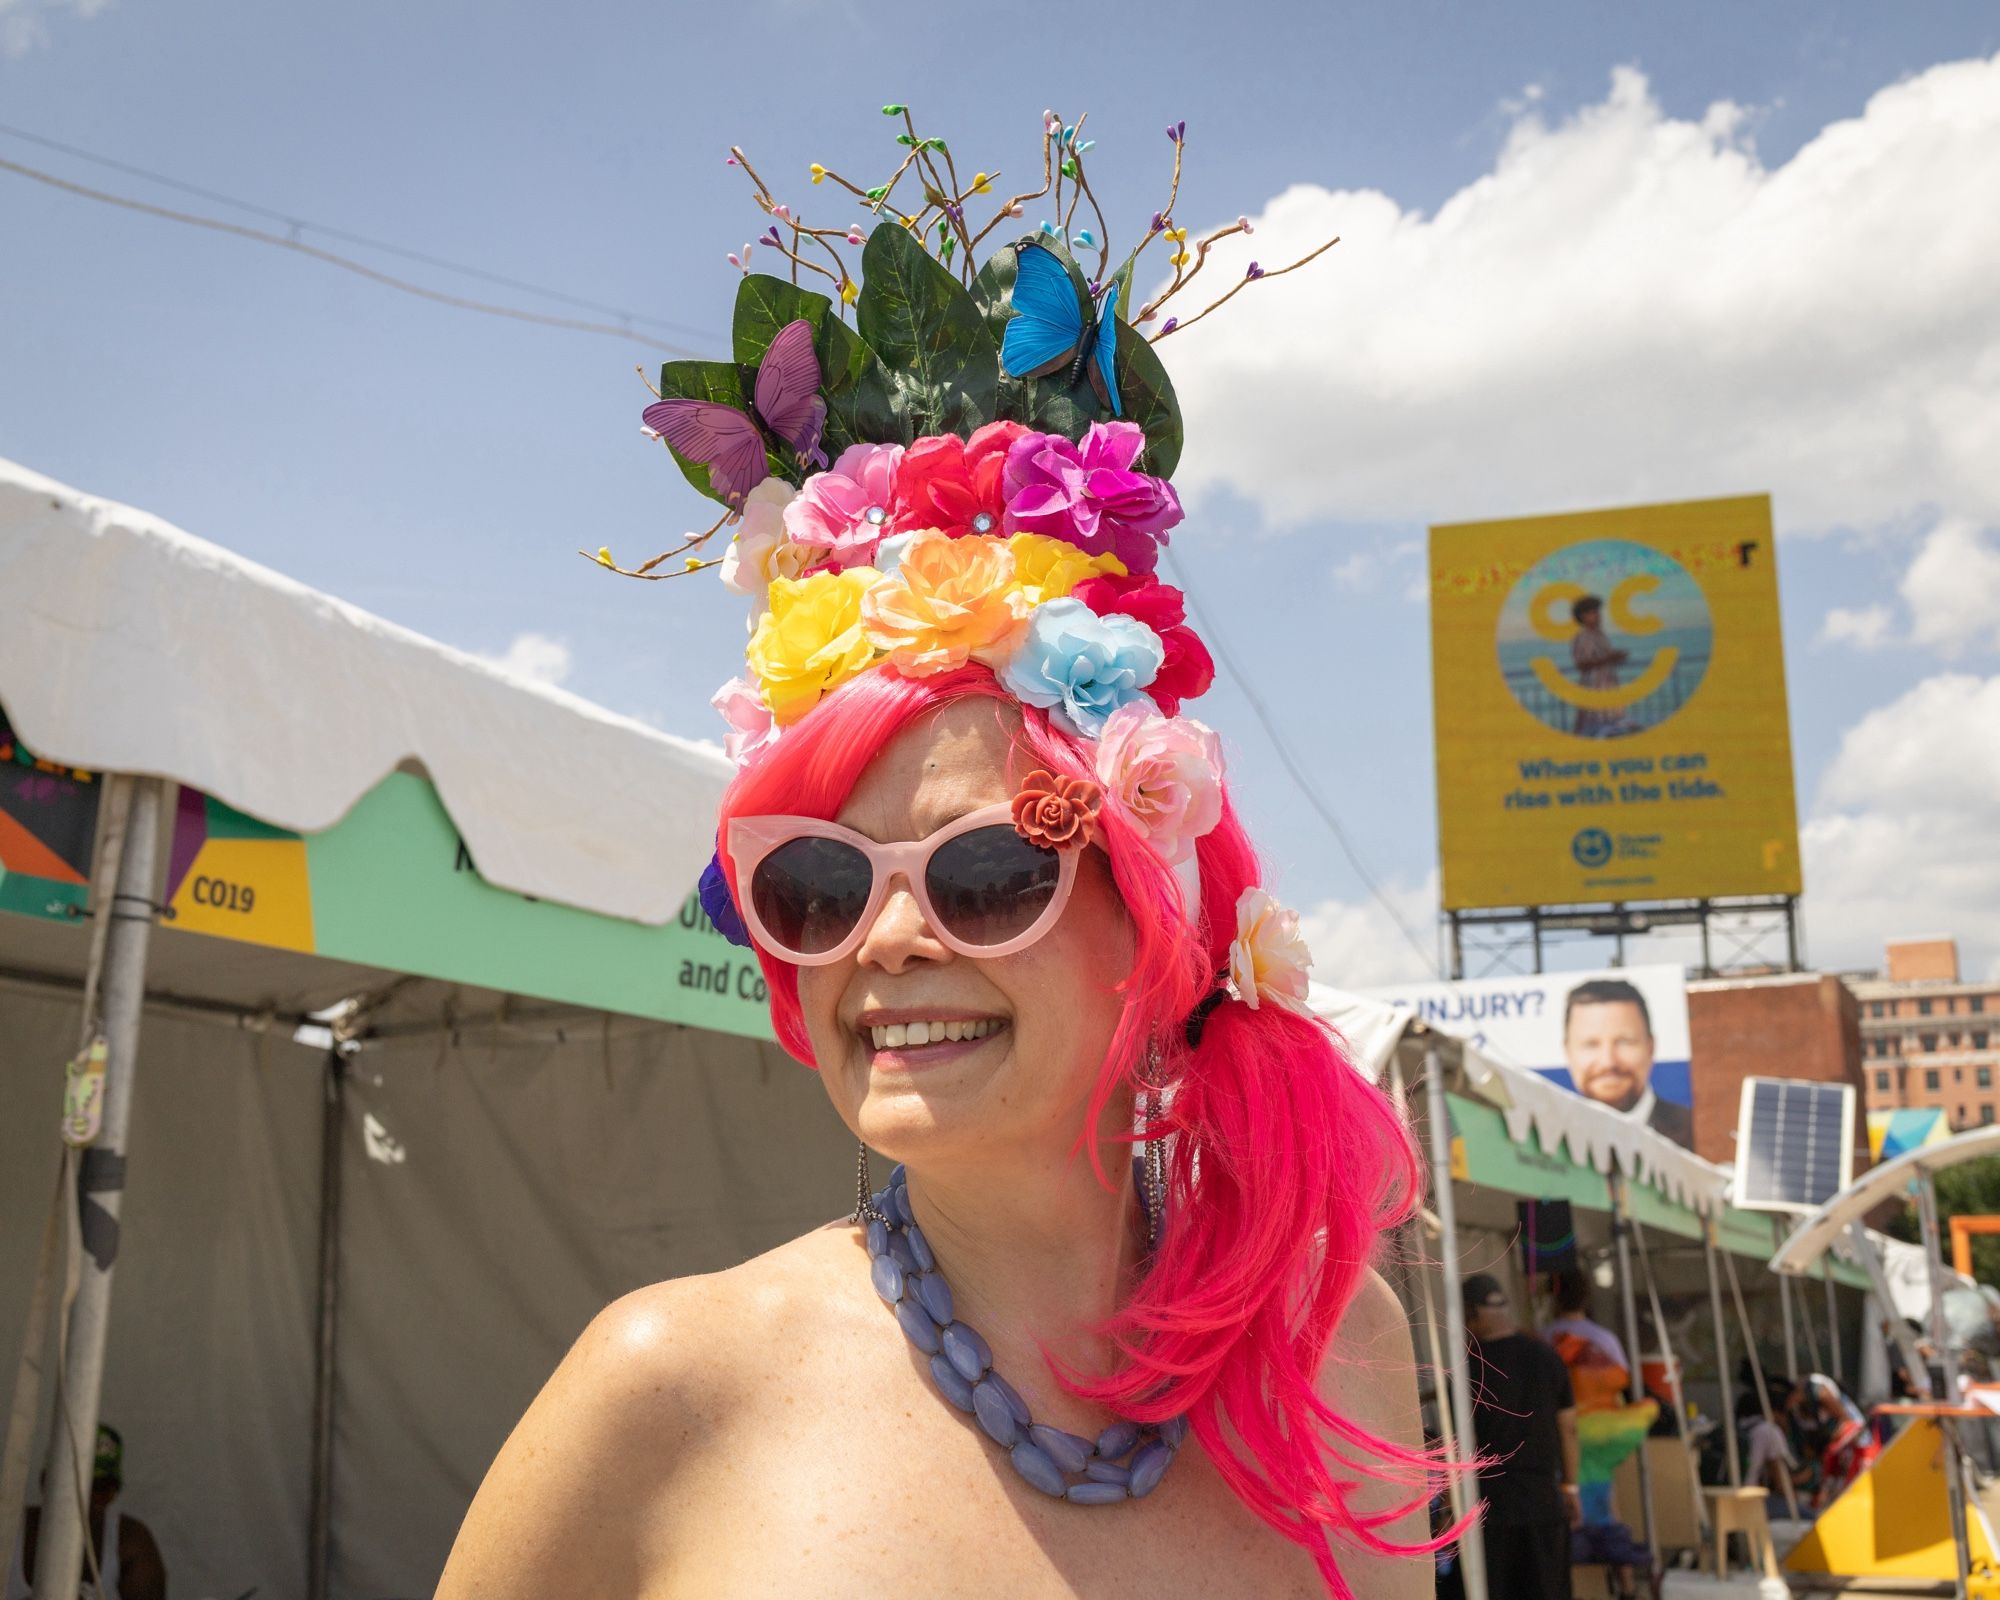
[859,530,1029,676]
[1011,769,1103,851]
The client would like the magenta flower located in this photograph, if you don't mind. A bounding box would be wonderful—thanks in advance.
[782,442,905,565]
[1001,422,1182,575]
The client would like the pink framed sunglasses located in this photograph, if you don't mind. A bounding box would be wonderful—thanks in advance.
[724,803,1081,965]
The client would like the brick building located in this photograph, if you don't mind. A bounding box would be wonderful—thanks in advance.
[1845,937,2000,1131]
[1686,971,1868,1172]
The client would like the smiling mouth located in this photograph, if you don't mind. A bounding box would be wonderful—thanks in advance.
[858,1016,1007,1065]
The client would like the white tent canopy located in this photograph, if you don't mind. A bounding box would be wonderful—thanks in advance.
[0,457,728,924]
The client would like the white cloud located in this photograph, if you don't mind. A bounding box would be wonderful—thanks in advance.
[1163,56,2000,537]
[1298,870,1442,989]
[1820,604,1894,650]
[0,0,111,57]
[477,631,573,689]
[1802,672,2000,977]
[1902,518,2000,657]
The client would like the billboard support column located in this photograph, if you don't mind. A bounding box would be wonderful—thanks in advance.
[1423,1042,1487,1600]
[1608,1169,1659,1567]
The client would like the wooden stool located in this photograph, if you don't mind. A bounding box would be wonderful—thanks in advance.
[1703,1485,1779,1580]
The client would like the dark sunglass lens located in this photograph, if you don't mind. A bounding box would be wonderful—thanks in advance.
[750,837,873,955]
[926,826,1062,948]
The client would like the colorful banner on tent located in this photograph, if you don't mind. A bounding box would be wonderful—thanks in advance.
[1429,494,1802,910]
[0,717,100,921]
[160,774,774,1038]
[1868,1106,1953,1163]
[0,711,772,1040]
[1362,964,1695,1148]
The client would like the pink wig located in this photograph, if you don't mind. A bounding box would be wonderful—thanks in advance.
[717,664,1441,1594]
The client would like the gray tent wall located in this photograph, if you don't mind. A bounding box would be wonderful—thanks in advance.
[1,975,857,1599]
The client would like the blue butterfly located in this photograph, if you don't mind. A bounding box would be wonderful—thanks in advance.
[1000,242,1122,417]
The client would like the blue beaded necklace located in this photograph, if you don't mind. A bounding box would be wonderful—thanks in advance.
[862,1163,1187,1503]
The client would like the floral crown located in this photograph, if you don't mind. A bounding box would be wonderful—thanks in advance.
[607,106,1323,1010]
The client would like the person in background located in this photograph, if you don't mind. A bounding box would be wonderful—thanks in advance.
[1466,1272,1581,1599]
[1543,1268,1651,1600]
[6,1424,167,1600]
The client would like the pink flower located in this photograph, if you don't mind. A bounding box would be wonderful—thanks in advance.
[1001,422,1182,574]
[710,675,778,765]
[783,442,905,565]
[1093,704,1224,866]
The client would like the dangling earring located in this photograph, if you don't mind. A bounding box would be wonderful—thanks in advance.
[1139,1032,1169,1251]
[851,1140,886,1225]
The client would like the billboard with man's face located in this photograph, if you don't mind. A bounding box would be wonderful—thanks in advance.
[1360,964,1694,1148]
[1429,494,1801,911]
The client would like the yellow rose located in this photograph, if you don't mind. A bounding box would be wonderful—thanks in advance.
[747,567,884,724]
[861,531,1029,676]
[1004,532,1128,607]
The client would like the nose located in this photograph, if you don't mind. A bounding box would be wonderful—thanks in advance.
[853,869,952,974]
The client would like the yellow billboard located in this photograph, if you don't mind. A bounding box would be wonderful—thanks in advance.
[1430,494,1801,911]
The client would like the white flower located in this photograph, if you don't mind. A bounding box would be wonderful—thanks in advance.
[717,477,811,612]
[1228,887,1312,1012]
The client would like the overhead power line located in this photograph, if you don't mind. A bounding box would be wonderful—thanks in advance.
[0,121,714,344]
[1163,544,1443,978]
[0,151,711,358]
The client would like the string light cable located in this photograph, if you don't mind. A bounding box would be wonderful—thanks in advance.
[0,140,709,358]
[1162,544,1443,979]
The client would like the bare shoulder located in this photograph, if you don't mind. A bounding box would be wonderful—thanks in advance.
[435,1221,858,1599]
[1318,1268,1432,1600]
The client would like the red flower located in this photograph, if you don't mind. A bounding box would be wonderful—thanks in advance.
[888,421,1027,538]
[1011,768,1103,851]
[1071,573,1216,716]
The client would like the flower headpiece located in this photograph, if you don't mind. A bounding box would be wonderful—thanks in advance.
[622,107,1336,959]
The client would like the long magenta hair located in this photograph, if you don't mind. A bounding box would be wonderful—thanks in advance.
[717,664,1438,1594]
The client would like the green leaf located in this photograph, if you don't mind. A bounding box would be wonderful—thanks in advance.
[1113,323,1183,478]
[856,222,997,437]
[729,274,908,454]
[652,359,781,507]
[1106,244,1141,326]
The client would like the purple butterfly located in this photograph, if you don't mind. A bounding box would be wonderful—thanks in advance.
[642,319,828,506]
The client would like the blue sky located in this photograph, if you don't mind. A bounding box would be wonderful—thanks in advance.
[4,1,1997,981]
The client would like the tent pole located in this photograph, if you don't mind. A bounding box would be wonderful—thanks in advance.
[1775,1221,1798,1381]
[1423,1043,1487,1600]
[1916,1172,1971,1600]
[308,1049,347,1600]
[0,775,133,1571]
[33,775,167,1600]
[1823,1257,1843,1388]
[1721,1244,1799,1519]
[1609,1169,1659,1568]
[1703,1216,1742,1489]
[1632,1214,1709,1534]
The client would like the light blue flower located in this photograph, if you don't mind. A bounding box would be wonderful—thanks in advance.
[998,598,1163,737]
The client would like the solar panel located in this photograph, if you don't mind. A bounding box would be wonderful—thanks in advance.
[1733,1077,1856,1213]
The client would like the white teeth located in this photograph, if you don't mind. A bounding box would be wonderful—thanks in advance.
[866,1019,1004,1050]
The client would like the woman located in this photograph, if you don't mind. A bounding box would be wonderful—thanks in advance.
[440,107,1436,1598]
[1569,595,1629,738]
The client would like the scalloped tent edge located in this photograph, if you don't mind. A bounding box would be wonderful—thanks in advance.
[0,457,729,925]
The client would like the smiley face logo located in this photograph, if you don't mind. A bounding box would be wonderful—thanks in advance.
[1495,539,1712,739]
